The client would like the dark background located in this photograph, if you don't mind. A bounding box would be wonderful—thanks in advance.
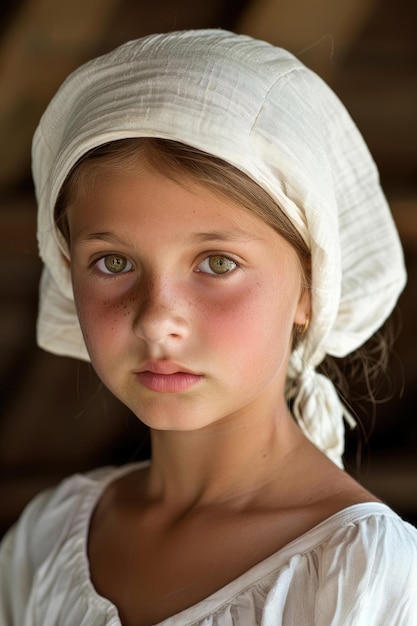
[0,0,416,537]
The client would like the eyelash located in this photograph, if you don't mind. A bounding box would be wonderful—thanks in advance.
[91,253,239,277]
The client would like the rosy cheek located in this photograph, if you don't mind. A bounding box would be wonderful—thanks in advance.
[200,281,294,355]
[73,284,123,354]
[196,285,264,341]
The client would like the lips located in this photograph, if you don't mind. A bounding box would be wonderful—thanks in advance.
[135,361,203,393]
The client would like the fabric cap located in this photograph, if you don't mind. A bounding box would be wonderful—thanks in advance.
[32,30,406,467]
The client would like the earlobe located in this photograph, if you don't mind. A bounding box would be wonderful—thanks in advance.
[295,285,311,324]
[292,312,310,349]
[292,283,311,346]
[295,316,310,336]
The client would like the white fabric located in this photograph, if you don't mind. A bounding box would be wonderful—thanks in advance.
[1,464,417,625]
[287,359,357,467]
[32,30,407,467]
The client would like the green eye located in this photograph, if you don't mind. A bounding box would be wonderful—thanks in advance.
[209,256,236,274]
[105,255,128,273]
[96,255,133,274]
[198,255,237,275]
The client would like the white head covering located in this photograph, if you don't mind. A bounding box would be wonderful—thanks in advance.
[32,30,406,468]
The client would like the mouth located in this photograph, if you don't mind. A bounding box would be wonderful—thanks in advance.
[135,361,203,393]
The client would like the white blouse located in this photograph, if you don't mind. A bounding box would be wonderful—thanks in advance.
[1,463,417,625]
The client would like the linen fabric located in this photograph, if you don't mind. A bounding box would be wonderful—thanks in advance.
[1,464,417,625]
[32,30,406,467]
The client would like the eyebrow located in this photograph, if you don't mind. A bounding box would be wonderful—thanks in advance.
[73,231,129,246]
[73,229,261,246]
[187,230,262,243]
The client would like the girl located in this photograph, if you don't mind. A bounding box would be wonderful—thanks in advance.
[1,29,416,625]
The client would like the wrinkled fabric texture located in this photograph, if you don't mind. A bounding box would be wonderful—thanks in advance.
[1,464,417,626]
[32,30,406,467]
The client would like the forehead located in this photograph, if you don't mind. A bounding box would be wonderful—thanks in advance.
[60,139,303,244]
[66,159,288,248]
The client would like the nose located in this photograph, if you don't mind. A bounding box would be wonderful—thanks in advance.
[132,275,191,345]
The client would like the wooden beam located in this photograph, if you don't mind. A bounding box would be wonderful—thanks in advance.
[0,0,121,187]
[236,0,380,79]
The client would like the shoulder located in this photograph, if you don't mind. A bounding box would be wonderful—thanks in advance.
[0,464,142,624]
[320,502,417,556]
[1,466,121,558]
[295,503,417,625]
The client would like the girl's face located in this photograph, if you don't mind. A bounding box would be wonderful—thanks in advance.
[67,160,310,432]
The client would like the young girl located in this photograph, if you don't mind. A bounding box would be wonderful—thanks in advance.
[1,29,416,626]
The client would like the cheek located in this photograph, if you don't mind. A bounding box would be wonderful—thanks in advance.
[198,280,296,357]
[196,283,295,398]
[72,280,129,357]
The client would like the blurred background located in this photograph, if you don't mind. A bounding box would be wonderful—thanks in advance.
[0,0,416,537]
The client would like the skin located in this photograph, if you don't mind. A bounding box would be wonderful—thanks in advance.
[66,158,378,626]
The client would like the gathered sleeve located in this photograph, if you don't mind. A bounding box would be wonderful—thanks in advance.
[312,511,417,625]
[0,475,91,625]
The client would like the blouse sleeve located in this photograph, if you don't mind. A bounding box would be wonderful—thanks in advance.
[0,473,94,624]
[0,525,20,624]
[314,512,417,625]
[0,491,52,625]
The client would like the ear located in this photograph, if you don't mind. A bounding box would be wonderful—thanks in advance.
[294,285,311,327]
[293,253,311,325]
[292,288,311,348]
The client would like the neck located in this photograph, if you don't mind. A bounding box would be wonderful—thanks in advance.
[146,401,305,511]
